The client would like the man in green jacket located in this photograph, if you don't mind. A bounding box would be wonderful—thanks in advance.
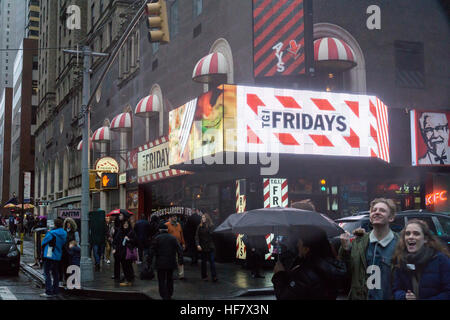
[339,198,399,300]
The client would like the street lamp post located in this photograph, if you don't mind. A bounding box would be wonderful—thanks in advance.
[63,47,108,283]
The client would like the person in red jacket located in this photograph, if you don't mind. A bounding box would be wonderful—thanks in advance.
[165,215,186,280]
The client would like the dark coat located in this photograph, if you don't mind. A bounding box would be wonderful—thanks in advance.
[243,235,268,255]
[113,226,137,260]
[134,219,152,247]
[68,246,81,266]
[185,213,201,244]
[148,231,183,270]
[195,224,215,252]
[392,252,450,300]
[272,255,348,300]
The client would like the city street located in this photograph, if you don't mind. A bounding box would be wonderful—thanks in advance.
[0,0,448,308]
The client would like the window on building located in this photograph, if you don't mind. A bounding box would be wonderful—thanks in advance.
[394,41,425,89]
[170,0,179,37]
[193,0,202,17]
[91,3,95,28]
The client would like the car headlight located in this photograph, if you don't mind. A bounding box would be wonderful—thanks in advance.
[7,246,18,257]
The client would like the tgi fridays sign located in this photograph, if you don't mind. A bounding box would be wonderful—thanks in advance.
[138,136,187,184]
[238,85,390,163]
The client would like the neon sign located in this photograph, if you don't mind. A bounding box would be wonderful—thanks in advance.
[426,190,447,206]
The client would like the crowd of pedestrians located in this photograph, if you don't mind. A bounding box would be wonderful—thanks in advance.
[30,196,450,300]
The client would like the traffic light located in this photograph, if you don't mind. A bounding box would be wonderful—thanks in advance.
[89,172,97,190]
[146,0,170,43]
[101,173,118,190]
[320,179,327,192]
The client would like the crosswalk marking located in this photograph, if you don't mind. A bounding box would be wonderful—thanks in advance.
[0,287,17,300]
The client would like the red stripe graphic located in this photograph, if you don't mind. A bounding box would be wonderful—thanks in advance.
[371,149,377,157]
[311,98,335,111]
[344,128,360,148]
[309,134,334,147]
[274,133,300,145]
[314,37,322,61]
[254,12,304,75]
[275,96,302,109]
[254,1,298,48]
[247,94,265,115]
[327,38,338,60]
[369,100,377,118]
[264,178,270,188]
[247,125,263,144]
[343,41,354,61]
[345,101,359,118]
[195,56,206,77]
[254,0,285,32]
[370,125,378,143]
[209,53,218,74]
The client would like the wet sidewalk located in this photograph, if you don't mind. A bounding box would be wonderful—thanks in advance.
[19,237,275,300]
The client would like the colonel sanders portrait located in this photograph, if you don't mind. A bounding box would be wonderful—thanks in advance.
[418,112,449,165]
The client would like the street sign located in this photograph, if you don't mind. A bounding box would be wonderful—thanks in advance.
[101,173,118,190]
[24,172,31,203]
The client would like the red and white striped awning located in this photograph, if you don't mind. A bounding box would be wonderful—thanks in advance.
[92,126,110,143]
[110,112,132,132]
[77,138,93,151]
[314,37,356,71]
[135,95,161,118]
[192,52,228,83]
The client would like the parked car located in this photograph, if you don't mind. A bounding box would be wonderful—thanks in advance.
[335,210,450,249]
[0,226,21,275]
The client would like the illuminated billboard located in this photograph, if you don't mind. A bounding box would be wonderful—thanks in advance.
[169,85,391,165]
[410,110,450,166]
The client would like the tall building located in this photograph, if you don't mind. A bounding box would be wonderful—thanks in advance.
[34,0,449,243]
[0,87,13,208]
[9,38,38,204]
[25,0,40,40]
[0,0,26,94]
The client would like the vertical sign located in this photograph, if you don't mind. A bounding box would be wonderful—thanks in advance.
[236,180,247,260]
[24,172,31,203]
[263,178,288,260]
[253,0,308,78]
[264,178,288,208]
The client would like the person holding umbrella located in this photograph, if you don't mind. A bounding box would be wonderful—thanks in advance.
[272,226,347,300]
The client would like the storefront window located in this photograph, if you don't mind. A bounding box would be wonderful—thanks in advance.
[373,181,421,211]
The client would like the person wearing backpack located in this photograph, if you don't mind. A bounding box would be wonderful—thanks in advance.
[40,217,67,297]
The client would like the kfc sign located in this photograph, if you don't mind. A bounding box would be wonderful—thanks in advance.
[425,190,448,206]
[411,110,450,166]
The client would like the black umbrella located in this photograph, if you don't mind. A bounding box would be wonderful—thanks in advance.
[214,207,344,238]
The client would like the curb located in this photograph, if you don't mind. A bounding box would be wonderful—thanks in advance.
[20,260,274,300]
[20,262,151,300]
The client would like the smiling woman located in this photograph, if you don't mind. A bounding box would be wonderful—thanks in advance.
[392,219,450,300]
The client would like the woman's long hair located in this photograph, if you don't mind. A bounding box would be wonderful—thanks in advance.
[392,219,450,268]
[200,213,213,228]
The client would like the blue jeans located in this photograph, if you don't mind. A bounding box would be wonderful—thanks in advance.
[43,258,60,295]
[200,250,217,279]
[92,244,105,265]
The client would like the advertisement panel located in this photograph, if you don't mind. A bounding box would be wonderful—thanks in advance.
[95,157,119,177]
[169,88,226,165]
[169,85,391,164]
[138,141,170,177]
[253,0,308,78]
[24,172,31,203]
[236,85,390,162]
[410,110,450,166]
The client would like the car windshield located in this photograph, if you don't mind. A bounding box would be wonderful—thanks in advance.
[0,231,13,243]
